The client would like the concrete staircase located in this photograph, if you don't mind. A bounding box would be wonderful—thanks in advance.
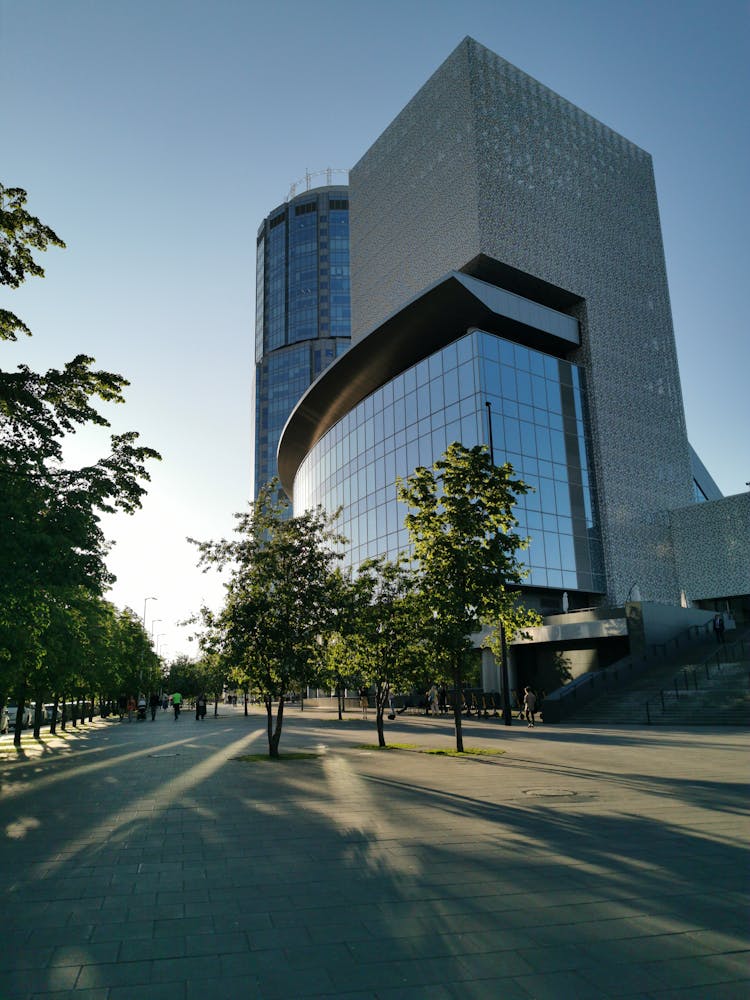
[562,639,750,726]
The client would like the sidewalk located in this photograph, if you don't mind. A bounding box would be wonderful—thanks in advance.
[1,708,748,998]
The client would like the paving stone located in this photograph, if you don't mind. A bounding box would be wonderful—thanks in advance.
[1,711,747,1000]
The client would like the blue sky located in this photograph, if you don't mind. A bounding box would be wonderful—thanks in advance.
[2,0,748,659]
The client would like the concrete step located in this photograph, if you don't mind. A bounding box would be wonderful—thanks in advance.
[564,658,750,726]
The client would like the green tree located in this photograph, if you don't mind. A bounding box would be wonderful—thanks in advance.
[397,442,537,751]
[0,184,160,743]
[191,482,344,757]
[345,555,425,747]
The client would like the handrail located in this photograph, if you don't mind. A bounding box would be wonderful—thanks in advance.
[542,618,717,721]
[559,619,715,702]
[644,637,750,724]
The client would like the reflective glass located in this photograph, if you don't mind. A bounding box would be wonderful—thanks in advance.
[292,328,601,594]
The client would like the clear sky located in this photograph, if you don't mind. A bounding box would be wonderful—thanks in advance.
[2,0,748,660]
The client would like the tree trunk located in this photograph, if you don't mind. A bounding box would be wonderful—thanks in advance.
[336,682,343,721]
[214,693,219,717]
[60,695,67,731]
[50,694,59,735]
[13,688,26,747]
[375,684,387,748]
[452,661,464,753]
[72,696,79,727]
[268,696,285,758]
[33,692,43,738]
[244,689,248,716]
[89,693,95,722]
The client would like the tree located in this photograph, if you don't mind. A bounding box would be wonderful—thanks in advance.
[397,442,537,752]
[343,555,425,747]
[191,482,345,757]
[0,183,160,743]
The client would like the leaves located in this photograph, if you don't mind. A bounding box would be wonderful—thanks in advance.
[0,184,65,290]
[397,442,539,749]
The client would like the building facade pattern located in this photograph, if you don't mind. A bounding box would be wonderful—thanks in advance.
[349,37,694,606]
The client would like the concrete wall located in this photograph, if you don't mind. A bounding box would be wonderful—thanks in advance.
[349,36,694,608]
[670,492,750,601]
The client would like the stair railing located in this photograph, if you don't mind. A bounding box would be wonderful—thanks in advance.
[644,637,750,724]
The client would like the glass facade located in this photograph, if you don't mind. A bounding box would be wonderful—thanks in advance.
[252,187,350,500]
[293,330,605,593]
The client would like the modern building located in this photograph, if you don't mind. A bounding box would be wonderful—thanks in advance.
[251,176,351,502]
[278,39,749,689]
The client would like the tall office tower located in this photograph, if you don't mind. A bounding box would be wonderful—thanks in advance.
[251,180,351,502]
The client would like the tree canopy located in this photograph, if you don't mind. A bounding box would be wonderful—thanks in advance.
[397,442,538,751]
[0,182,160,742]
[190,482,345,756]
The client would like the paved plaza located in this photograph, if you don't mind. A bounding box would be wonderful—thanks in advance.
[0,706,748,999]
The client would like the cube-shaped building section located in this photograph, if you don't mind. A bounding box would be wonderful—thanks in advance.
[278,38,749,689]
[349,36,694,608]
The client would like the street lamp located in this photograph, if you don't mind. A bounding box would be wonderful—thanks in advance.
[150,619,163,639]
[143,595,158,625]
[486,399,513,727]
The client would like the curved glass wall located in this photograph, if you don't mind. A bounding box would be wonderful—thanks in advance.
[293,329,604,593]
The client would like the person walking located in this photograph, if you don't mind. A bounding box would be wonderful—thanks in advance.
[523,686,537,728]
[196,693,207,720]
[149,692,160,721]
[359,688,369,720]
[126,695,136,723]
[427,683,439,716]
[713,614,726,644]
[171,691,182,719]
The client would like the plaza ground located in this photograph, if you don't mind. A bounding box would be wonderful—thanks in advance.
[0,705,748,999]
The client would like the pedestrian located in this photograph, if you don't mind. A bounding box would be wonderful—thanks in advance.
[438,685,447,714]
[713,614,725,644]
[196,693,207,720]
[387,689,396,721]
[171,691,182,719]
[137,693,147,721]
[149,692,160,721]
[126,695,136,723]
[359,687,369,719]
[427,683,439,716]
[161,695,168,711]
[523,686,536,728]
[118,694,127,720]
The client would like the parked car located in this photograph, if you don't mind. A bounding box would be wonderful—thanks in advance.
[5,705,32,730]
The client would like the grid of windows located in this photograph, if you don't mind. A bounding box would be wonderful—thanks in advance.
[293,330,604,591]
[265,223,286,352]
[329,207,350,338]
[288,203,318,343]
[253,188,351,501]
[255,237,265,364]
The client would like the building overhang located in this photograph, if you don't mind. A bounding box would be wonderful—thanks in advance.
[277,271,580,497]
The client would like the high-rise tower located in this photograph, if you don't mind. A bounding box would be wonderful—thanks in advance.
[251,178,351,501]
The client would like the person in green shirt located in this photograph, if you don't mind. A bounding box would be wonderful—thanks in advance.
[171,691,182,719]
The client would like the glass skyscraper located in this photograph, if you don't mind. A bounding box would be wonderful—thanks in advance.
[251,182,351,502]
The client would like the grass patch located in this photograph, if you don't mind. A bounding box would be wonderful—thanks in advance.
[357,743,504,757]
[357,742,420,751]
[233,752,319,762]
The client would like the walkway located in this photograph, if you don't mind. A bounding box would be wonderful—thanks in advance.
[1,707,748,998]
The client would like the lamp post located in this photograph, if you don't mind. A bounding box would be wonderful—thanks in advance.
[143,596,157,626]
[486,400,513,727]
[150,619,163,640]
